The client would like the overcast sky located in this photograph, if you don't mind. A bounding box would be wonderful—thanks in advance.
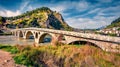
[0,0,120,29]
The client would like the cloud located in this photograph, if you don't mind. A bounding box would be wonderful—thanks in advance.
[75,1,89,11]
[28,5,34,11]
[75,8,101,18]
[63,1,120,29]
[65,15,118,29]
[96,0,113,3]
[99,6,120,16]
[49,0,89,13]
[0,0,119,29]
[50,5,67,12]
[19,0,30,12]
[0,0,32,17]
[88,8,101,14]
[19,0,35,12]
[0,9,21,17]
[44,0,90,19]
[95,5,120,22]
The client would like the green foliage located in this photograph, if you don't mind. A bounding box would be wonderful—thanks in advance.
[0,16,6,25]
[1,7,72,30]
[108,33,117,36]
[1,44,120,67]
[107,22,120,28]
[13,45,120,67]
[5,7,51,21]
[14,52,27,65]
[0,44,119,67]
[117,28,120,30]
[0,44,19,54]
[96,58,114,67]
[0,32,12,35]
[107,17,120,28]
[0,22,2,24]
[14,48,45,67]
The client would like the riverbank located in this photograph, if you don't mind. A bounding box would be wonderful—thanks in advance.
[0,30,12,36]
[0,44,120,67]
[0,50,25,67]
[0,33,12,36]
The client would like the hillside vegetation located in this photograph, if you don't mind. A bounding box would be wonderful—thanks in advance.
[106,17,120,28]
[0,44,120,67]
[0,7,72,31]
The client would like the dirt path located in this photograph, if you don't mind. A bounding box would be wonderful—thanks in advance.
[0,50,25,67]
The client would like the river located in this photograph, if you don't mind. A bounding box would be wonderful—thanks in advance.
[0,35,50,45]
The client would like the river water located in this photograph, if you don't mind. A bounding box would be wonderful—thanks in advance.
[0,36,34,45]
[0,35,46,45]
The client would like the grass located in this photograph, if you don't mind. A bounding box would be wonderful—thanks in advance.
[0,44,120,67]
[0,44,19,54]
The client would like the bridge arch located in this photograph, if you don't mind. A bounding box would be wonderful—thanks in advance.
[12,31,15,36]
[18,31,24,37]
[68,40,101,49]
[35,32,39,39]
[14,31,17,36]
[39,33,55,43]
[25,31,35,39]
[57,34,66,44]
[16,31,18,36]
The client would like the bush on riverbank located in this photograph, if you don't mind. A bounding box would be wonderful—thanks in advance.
[0,44,120,67]
[0,44,18,54]
[0,33,12,35]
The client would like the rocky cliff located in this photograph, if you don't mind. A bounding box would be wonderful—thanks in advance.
[0,7,72,31]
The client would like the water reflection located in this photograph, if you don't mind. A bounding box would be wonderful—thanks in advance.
[43,38,51,43]
[0,35,50,45]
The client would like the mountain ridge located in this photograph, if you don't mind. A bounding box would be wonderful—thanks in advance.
[0,7,73,31]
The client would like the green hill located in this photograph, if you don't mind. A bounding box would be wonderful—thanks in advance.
[0,7,72,31]
[106,17,120,28]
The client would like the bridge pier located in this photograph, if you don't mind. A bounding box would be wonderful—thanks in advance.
[14,31,17,37]
[34,35,41,45]
[51,34,59,46]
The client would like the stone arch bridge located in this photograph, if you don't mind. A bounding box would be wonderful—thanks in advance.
[11,28,120,52]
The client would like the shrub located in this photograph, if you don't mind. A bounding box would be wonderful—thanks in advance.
[0,44,19,54]
[1,44,120,67]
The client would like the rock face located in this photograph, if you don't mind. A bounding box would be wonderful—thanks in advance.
[0,7,73,31]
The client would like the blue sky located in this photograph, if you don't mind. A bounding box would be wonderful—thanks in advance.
[0,0,120,29]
